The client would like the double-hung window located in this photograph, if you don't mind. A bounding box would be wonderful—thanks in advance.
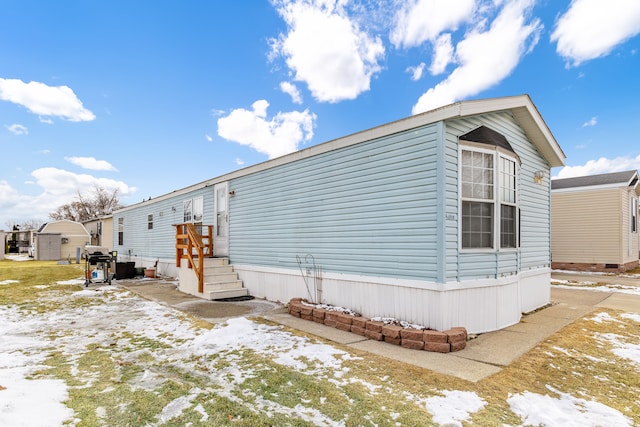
[461,147,519,250]
[461,150,494,248]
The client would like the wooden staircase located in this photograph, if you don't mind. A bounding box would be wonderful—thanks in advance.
[175,223,248,300]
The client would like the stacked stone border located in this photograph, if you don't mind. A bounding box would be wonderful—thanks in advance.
[287,298,467,353]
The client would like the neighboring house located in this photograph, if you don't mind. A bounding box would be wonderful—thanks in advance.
[551,170,640,272]
[83,215,114,250]
[35,220,91,261]
[0,230,5,259]
[112,94,565,333]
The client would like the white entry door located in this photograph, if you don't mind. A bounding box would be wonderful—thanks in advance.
[214,182,229,257]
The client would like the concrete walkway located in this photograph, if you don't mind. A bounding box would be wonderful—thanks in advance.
[119,274,640,383]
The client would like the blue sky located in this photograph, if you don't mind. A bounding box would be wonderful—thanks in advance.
[1,0,640,228]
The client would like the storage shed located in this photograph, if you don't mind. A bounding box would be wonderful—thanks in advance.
[551,170,640,272]
[112,94,565,333]
[36,220,90,261]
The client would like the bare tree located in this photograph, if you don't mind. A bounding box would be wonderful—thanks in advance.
[4,219,44,231]
[49,186,124,222]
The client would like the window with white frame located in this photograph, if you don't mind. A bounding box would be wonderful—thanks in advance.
[118,217,124,245]
[183,199,192,223]
[461,147,518,249]
[193,196,203,224]
[147,214,153,230]
[632,195,638,233]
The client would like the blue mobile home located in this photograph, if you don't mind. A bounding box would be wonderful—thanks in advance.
[112,94,565,333]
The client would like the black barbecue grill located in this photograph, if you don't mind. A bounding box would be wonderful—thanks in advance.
[83,246,114,287]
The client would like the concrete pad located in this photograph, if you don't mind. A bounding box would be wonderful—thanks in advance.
[349,339,502,383]
[523,303,595,323]
[551,287,611,306]
[595,293,640,312]
[456,330,533,367]
[263,313,367,346]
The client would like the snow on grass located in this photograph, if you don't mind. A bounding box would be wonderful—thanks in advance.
[508,385,632,427]
[0,280,19,285]
[596,333,640,367]
[589,312,624,324]
[1,281,358,426]
[57,279,86,286]
[622,313,640,323]
[0,307,74,426]
[2,254,32,261]
[423,390,486,427]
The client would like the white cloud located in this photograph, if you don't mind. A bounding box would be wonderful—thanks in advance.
[280,81,303,104]
[406,62,426,81]
[429,33,454,75]
[412,0,542,114]
[6,123,28,135]
[270,0,385,103]
[0,169,136,225]
[390,0,476,49]
[551,0,640,67]
[217,100,316,159]
[553,154,640,179]
[205,134,213,142]
[582,117,597,127]
[65,157,117,171]
[235,158,245,166]
[0,78,95,122]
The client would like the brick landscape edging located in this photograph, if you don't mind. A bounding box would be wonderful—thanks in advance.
[287,298,467,353]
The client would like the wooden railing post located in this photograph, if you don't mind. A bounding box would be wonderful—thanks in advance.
[175,222,213,294]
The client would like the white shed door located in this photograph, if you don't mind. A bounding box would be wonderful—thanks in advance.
[214,182,229,257]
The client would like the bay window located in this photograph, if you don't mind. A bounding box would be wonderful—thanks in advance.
[461,146,519,250]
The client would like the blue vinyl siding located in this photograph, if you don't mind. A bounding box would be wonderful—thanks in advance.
[229,124,441,281]
[111,106,553,285]
[113,188,214,260]
[445,111,551,281]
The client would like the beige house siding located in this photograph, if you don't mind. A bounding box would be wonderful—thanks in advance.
[552,188,621,265]
[552,183,640,271]
[39,220,90,261]
[623,188,640,264]
[83,217,114,250]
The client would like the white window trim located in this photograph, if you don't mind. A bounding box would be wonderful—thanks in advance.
[631,193,638,234]
[459,144,519,253]
[193,196,204,224]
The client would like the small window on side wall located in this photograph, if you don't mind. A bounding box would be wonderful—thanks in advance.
[183,199,192,223]
[632,196,638,233]
[118,217,124,245]
[148,214,153,230]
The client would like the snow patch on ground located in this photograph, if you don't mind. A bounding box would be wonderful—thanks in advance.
[424,390,486,427]
[508,385,632,427]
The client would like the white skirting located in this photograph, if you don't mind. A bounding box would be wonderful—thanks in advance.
[234,264,550,334]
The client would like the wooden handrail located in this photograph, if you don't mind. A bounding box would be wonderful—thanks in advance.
[175,223,213,293]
